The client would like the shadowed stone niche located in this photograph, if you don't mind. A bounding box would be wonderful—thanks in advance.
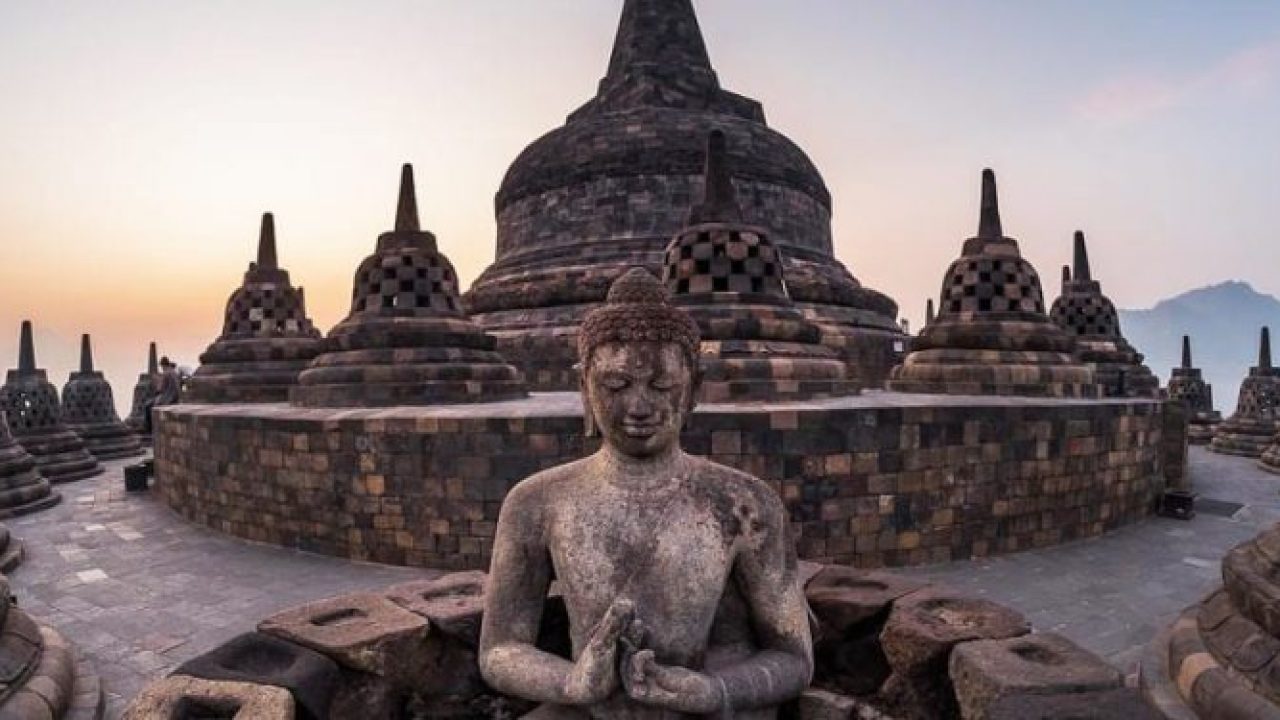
[61,334,144,461]
[1141,522,1280,719]
[464,0,904,392]
[0,322,102,484]
[124,568,1160,719]
[124,341,158,443]
[1209,326,1280,458]
[185,213,324,403]
[1167,335,1221,446]
[292,166,527,408]
[0,407,59,522]
[888,171,1098,398]
[662,130,861,402]
[1050,231,1158,398]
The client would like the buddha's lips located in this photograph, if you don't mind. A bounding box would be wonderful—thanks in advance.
[623,424,660,437]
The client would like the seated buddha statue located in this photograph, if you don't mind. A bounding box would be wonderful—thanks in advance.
[479,268,813,718]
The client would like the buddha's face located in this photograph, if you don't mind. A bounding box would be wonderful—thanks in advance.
[584,342,696,458]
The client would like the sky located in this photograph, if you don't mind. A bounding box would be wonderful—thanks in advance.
[2,1,1280,413]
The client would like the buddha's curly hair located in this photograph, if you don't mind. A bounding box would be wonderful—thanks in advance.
[578,268,701,367]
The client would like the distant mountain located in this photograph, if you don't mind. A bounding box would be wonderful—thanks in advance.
[1120,281,1280,413]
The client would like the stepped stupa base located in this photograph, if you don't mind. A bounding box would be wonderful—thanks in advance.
[184,359,315,404]
[1209,418,1276,458]
[888,349,1099,398]
[1088,359,1160,398]
[0,486,60,521]
[1258,442,1280,474]
[1186,420,1220,445]
[16,429,102,483]
[73,424,144,461]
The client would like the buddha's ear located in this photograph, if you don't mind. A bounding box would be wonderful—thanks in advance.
[685,356,703,416]
[577,361,597,438]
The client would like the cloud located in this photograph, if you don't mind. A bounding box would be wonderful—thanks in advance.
[1075,39,1280,126]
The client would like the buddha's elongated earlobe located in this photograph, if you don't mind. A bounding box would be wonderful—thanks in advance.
[578,363,598,437]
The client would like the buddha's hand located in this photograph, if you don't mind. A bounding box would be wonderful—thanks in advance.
[622,649,722,714]
[563,598,635,705]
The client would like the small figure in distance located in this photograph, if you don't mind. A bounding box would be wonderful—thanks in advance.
[479,268,813,719]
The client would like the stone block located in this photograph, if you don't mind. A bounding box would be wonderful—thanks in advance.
[794,687,857,719]
[948,633,1121,720]
[175,632,340,720]
[807,567,927,633]
[121,675,295,719]
[258,592,428,681]
[385,571,486,646]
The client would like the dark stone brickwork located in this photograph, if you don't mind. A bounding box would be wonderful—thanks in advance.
[154,395,1166,572]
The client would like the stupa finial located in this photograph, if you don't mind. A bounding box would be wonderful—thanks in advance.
[926,298,935,325]
[80,334,94,373]
[257,213,278,270]
[978,169,1003,239]
[1261,327,1272,370]
[607,0,713,79]
[395,164,420,233]
[688,130,743,224]
[1061,265,1071,291]
[147,342,158,374]
[1182,335,1193,369]
[17,321,34,373]
[1073,231,1092,283]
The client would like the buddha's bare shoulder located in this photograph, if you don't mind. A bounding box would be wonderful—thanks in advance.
[503,457,595,509]
[686,455,786,519]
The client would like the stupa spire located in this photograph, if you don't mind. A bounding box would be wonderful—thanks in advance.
[17,321,34,373]
[147,342,158,375]
[926,298,935,325]
[688,130,742,224]
[606,0,713,79]
[395,164,420,233]
[1073,231,1092,283]
[79,334,94,373]
[977,169,1003,239]
[1061,266,1071,292]
[1261,327,1272,370]
[1182,335,1193,369]
[257,213,278,270]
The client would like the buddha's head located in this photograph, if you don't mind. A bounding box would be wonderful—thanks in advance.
[578,269,702,458]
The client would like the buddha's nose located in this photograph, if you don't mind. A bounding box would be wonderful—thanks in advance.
[627,395,656,419]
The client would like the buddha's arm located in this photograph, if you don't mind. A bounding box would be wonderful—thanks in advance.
[478,485,628,705]
[714,496,815,710]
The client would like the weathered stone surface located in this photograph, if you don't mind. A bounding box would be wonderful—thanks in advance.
[880,587,1030,719]
[1049,232,1158,398]
[257,592,428,681]
[888,172,1098,398]
[985,687,1162,720]
[175,631,339,720]
[121,675,295,719]
[948,633,1121,720]
[385,571,486,646]
[61,334,143,461]
[0,322,102,484]
[793,687,858,719]
[293,166,527,408]
[185,214,324,404]
[465,0,904,391]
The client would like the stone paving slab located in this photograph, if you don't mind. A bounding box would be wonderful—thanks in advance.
[4,456,427,719]
[905,445,1280,673]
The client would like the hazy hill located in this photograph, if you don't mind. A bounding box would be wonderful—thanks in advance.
[1120,281,1280,413]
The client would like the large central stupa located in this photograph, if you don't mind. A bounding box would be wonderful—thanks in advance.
[464,0,903,390]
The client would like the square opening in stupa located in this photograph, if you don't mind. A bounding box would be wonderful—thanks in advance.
[2,1,1277,719]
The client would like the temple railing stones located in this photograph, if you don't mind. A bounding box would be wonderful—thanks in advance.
[154,393,1170,572]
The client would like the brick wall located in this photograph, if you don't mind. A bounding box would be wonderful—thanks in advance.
[154,395,1167,571]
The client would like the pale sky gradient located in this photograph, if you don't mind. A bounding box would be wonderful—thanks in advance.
[2,1,1280,413]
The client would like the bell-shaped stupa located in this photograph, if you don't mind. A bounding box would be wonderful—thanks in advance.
[887,171,1097,397]
[0,409,59,520]
[293,165,528,407]
[186,214,323,403]
[125,341,158,441]
[1166,335,1221,445]
[1210,327,1280,458]
[1049,232,1158,397]
[0,322,102,483]
[464,0,903,391]
[661,130,859,401]
[62,334,144,460]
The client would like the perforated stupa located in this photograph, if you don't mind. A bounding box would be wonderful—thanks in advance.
[61,334,143,461]
[1210,327,1280,458]
[1166,335,1221,445]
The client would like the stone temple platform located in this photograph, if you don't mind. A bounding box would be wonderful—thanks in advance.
[153,391,1176,571]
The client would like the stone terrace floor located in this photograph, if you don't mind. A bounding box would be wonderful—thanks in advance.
[2,446,1276,718]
